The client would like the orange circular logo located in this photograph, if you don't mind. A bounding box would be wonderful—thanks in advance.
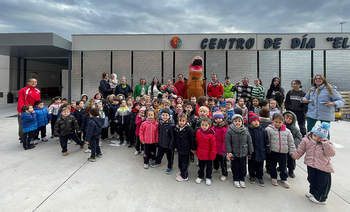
[170,36,182,49]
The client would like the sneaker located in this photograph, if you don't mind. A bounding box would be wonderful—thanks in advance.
[176,172,181,177]
[30,140,39,145]
[166,168,172,174]
[141,151,144,155]
[135,151,140,155]
[282,180,290,188]
[220,175,227,182]
[289,172,295,178]
[62,152,68,156]
[234,181,241,188]
[51,135,54,138]
[249,177,256,184]
[126,142,130,146]
[88,157,95,162]
[213,169,219,173]
[97,154,103,158]
[258,179,265,187]
[309,196,326,205]
[119,141,124,146]
[85,148,91,153]
[150,163,161,168]
[68,139,72,144]
[41,138,48,142]
[271,178,278,186]
[128,144,133,148]
[99,142,102,147]
[190,155,195,162]
[195,177,203,184]
[305,192,314,198]
[240,181,246,188]
[227,168,232,172]
[143,164,149,169]
[206,179,212,186]
[24,145,35,150]
[176,175,188,182]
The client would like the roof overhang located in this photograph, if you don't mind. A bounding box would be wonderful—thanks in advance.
[0,33,71,65]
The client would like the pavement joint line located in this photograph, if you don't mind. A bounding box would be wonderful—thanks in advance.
[32,160,88,212]
[296,164,350,205]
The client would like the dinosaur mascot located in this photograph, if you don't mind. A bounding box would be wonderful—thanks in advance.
[187,56,204,99]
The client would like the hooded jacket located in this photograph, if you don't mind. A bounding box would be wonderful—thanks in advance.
[85,117,105,142]
[265,124,296,154]
[260,117,273,129]
[196,128,217,161]
[283,111,303,148]
[212,122,228,155]
[158,120,175,149]
[292,134,335,173]
[115,106,130,125]
[248,124,270,162]
[174,123,196,155]
[139,119,159,144]
[303,84,345,121]
[34,106,49,127]
[54,114,80,137]
[73,108,85,126]
[225,124,254,158]
[21,112,38,133]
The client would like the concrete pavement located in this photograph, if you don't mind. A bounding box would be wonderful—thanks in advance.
[0,103,349,211]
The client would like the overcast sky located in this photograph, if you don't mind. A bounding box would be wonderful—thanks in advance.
[0,0,349,41]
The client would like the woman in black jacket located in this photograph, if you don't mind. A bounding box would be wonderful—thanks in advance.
[99,72,113,99]
[266,77,285,111]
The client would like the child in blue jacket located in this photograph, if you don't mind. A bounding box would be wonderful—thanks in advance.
[33,101,49,142]
[85,108,105,162]
[21,105,37,150]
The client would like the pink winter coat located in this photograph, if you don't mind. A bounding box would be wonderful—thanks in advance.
[139,119,159,144]
[212,125,228,155]
[292,135,336,173]
[135,115,143,136]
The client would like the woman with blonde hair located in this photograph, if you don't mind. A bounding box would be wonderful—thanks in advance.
[301,75,345,139]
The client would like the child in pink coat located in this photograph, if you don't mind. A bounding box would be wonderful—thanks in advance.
[134,107,146,155]
[139,110,159,169]
[292,122,335,205]
[211,111,228,182]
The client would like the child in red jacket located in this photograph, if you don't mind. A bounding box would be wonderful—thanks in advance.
[139,110,159,169]
[195,117,216,186]
[212,111,229,182]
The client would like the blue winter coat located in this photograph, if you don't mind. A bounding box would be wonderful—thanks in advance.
[34,106,49,127]
[247,124,270,162]
[158,121,175,149]
[303,84,345,121]
[80,115,92,133]
[73,108,85,126]
[21,112,38,133]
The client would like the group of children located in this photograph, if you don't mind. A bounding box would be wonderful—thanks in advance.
[20,82,336,205]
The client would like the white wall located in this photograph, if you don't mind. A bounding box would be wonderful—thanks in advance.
[0,55,10,104]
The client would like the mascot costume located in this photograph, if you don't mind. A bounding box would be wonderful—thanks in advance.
[187,56,205,99]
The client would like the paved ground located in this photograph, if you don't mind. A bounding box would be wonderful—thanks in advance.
[1,103,350,211]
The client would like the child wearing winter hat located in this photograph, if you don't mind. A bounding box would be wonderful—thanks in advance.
[212,111,229,182]
[247,112,270,187]
[292,122,335,205]
[225,114,254,188]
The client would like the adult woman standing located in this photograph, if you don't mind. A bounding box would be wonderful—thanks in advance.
[301,75,345,139]
[99,72,113,99]
[266,77,285,110]
[115,76,133,97]
[251,78,265,99]
[148,77,161,99]
[134,77,149,99]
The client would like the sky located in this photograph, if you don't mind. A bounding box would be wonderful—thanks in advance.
[0,0,349,41]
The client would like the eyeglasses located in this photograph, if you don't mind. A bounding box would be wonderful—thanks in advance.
[314,78,323,80]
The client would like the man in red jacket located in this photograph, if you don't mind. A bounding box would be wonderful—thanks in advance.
[17,78,41,142]
[207,74,223,98]
[174,74,187,99]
